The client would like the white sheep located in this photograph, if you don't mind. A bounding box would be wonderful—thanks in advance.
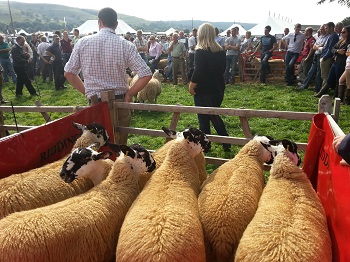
[198,137,272,262]
[116,127,211,262]
[130,70,162,104]
[234,151,332,262]
[0,122,114,219]
[138,137,208,191]
[0,143,156,262]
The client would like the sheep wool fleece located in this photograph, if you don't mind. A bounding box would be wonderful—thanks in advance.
[138,139,208,191]
[0,157,141,262]
[0,129,111,219]
[198,140,265,262]
[116,139,206,262]
[235,153,332,262]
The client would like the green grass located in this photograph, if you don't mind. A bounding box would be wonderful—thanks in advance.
[2,78,350,174]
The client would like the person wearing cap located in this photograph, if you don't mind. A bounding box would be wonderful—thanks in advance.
[64,7,152,145]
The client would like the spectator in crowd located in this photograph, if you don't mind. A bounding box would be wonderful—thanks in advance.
[160,35,168,58]
[224,29,231,41]
[297,27,316,83]
[240,31,252,53]
[318,22,339,89]
[72,28,80,46]
[11,35,38,97]
[19,33,34,81]
[249,25,278,84]
[134,30,148,64]
[279,27,290,50]
[148,35,162,73]
[37,36,53,83]
[124,31,131,41]
[315,26,350,98]
[298,24,327,92]
[28,33,40,79]
[0,64,8,104]
[189,22,231,152]
[60,31,73,66]
[187,28,197,80]
[338,43,350,104]
[224,27,241,85]
[215,27,225,48]
[281,23,305,86]
[168,33,187,85]
[162,35,173,83]
[46,35,66,90]
[64,7,152,145]
[235,26,241,40]
[178,30,189,50]
[0,34,17,85]
[335,22,344,39]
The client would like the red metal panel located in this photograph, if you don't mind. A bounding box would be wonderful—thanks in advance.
[0,102,114,179]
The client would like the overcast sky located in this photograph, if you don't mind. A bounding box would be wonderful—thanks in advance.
[11,0,349,25]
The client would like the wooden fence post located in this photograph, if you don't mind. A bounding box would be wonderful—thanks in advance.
[101,90,116,143]
[332,98,341,123]
[0,111,5,138]
[35,101,51,123]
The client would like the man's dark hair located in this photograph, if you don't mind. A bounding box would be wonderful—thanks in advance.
[326,22,335,29]
[74,28,79,33]
[265,25,271,31]
[98,7,118,28]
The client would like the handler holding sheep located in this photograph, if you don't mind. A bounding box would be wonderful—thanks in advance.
[64,7,152,145]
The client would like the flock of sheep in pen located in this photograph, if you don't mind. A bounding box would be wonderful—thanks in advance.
[0,121,332,262]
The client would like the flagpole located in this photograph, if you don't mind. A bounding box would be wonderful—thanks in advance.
[7,0,15,35]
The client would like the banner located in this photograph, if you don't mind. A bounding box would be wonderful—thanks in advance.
[303,113,350,262]
[0,102,114,179]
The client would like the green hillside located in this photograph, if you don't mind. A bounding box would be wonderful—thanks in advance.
[0,1,255,34]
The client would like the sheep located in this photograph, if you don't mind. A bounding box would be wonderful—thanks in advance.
[0,143,156,262]
[0,122,115,219]
[234,150,332,262]
[138,137,208,191]
[116,127,211,262]
[130,70,162,104]
[197,137,272,262]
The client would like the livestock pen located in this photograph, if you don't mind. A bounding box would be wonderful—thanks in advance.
[0,90,348,261]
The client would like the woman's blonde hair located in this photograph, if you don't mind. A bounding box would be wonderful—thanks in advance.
[196,23,223,52]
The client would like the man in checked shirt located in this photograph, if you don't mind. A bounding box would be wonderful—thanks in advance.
[64,7,152,145]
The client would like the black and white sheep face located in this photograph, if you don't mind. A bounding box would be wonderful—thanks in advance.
[268,139,301,166]
[162,127,211,154]
[60,143,112,183]
[73,122,110,146]
[120,144,156,173]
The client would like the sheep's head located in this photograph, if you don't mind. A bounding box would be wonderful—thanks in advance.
[269,139,301,166]
[73,122,110,146]
[152,69,161,80]
[162,127,211,154]
[60,142,113,183]
[252,135,275,164]
[120,144,156,173]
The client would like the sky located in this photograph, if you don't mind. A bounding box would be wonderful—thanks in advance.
[10,0,349,25]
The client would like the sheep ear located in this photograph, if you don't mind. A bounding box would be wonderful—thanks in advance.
[269,139,282,146]
[72,122,86,131]
[162,127,177,138]
[120,145,136,158]
[92,151,113,161]
[282,139,298,153]
[105,142,120,153]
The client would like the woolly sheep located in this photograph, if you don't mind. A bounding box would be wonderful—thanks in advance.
[0,122,113,219]
[130,70,162,104]
[116,127,211,262]
[234,151,332,262]
[0,143,156,262]
[138,137,208,191]
[198,137,272,262]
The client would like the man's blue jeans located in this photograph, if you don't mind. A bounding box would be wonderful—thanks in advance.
[285,51,299,85]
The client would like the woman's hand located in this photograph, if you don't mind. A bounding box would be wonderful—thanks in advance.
[188,82,196,96]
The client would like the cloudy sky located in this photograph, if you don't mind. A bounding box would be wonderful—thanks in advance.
[10,0,349,25]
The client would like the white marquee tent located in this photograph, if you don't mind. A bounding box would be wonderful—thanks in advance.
[73,20,136,35]
[249,16,294,36]
[220,24,247,37]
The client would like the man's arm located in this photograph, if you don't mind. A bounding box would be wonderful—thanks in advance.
[64,72,85,95]
[125,75,152,102]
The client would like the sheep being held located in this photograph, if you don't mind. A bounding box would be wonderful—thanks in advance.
[235,147,332,262]
[0,143,156,262]
[0,122,114,219]
[198,136,273,262]
[116,127,211,262]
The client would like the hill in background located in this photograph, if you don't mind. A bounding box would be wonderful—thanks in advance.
[0,1,256,34]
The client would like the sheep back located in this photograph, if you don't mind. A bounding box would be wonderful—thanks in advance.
[116,139,206,262]
[234,153,332,262]
[198,140,265,262]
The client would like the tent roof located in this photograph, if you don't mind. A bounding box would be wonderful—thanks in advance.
[165,27,177,36]
[74,20,136,35]
[219,24,247,36]
[17,29,30,36]
[248,16,294,36]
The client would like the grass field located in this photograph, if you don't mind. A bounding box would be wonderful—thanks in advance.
[2,78,350,173]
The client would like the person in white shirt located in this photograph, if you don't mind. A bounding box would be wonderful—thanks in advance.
[187,28,197,79]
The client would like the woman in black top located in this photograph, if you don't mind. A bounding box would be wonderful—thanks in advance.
[189,23,231,152]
